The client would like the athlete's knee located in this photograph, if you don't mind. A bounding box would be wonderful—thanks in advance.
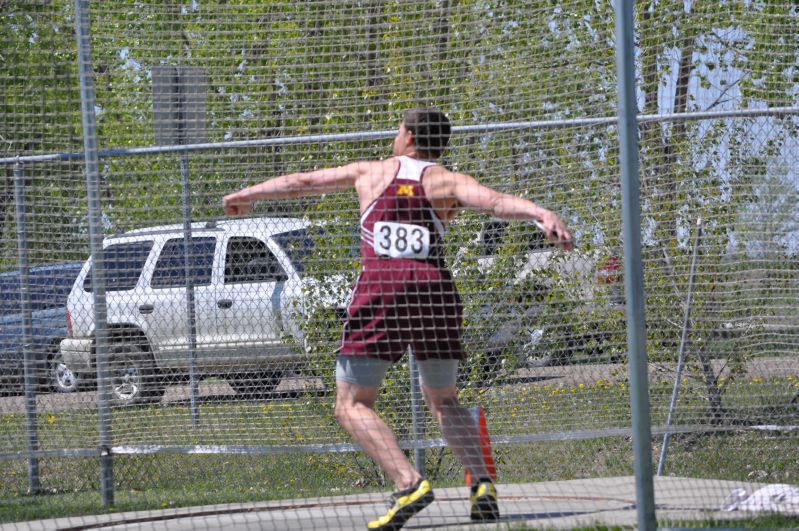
[422,385,459,414]
[333,399,350,424]
[335,395,361,423]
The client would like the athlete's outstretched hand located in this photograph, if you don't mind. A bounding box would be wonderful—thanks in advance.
[223,192,252,216]
[536,209,573,252]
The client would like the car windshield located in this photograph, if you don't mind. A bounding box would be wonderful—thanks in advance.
[0,275,20,316]
[272,226,359,277]
[28,264,83,311]
[0,263,82,316]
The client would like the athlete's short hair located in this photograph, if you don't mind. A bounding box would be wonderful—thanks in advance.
[402,108,451,160]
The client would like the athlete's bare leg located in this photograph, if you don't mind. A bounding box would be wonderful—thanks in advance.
[422,383,489,480]
[335,379,421,490]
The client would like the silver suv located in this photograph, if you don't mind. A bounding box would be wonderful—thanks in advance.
[60,217,347,406]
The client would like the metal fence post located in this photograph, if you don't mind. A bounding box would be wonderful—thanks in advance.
[13,161,41,494]
[614,1,657,529]
[74,0,115,509]
[408,350,425,475]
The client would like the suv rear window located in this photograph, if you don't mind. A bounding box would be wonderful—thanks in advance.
[84,241,154,293]
[225,237,287,284]
[272,226,359,277]
[150,237,217,289]
[271,229,313,276]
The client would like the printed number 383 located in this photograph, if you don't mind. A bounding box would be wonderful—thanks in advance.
[373,222,430,259]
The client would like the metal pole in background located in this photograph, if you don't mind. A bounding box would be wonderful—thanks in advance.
[74,0,114,509]
[657,219,703,476]
[154,66,204,425]
[13,161,41,494]
[614,1,656,529]
[408,351,426,475]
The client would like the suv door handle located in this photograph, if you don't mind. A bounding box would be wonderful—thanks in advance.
[217,299,233,310]
[139,304,154,314]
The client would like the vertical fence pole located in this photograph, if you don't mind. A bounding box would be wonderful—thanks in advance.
[74,0,114,509]
[614,1,656,528]
[657,218,703,476]
[408,351,425,475]
[180,153,201,427]
[13,161,41,494]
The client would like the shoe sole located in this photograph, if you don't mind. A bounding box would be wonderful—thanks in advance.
[470,497,500,522]
[371,491,435,531]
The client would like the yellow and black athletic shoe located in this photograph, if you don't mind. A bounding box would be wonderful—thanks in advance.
[470,479,500,521]
[367,478,435,531]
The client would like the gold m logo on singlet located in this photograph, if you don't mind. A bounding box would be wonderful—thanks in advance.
[397,185,415,197]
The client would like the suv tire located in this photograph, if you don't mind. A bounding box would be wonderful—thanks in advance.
[523,327,578,367]
[106,343,164,407]
[50,350,80,393]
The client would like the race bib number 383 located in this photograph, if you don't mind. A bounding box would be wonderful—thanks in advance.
[373,221,430,259]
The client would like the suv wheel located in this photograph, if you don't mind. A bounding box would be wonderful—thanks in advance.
[522,327,577,368]
[458,350,512,388]
[106,344,163,407]
[229,370,282,400]
[50,351,80,393]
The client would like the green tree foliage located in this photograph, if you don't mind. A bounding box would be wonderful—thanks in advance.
[634,0,799,421]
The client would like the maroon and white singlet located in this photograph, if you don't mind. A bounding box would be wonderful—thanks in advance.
[339,156,465,362]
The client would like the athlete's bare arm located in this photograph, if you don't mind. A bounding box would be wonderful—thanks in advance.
[223,160,387,216]
[425,168,573,251]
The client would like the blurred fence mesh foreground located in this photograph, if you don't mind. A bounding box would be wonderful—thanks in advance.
[1,0,798,528]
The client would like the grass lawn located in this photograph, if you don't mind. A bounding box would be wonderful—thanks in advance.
[1,372,797,525]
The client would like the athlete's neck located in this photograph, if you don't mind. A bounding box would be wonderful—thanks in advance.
[401,153,438,163]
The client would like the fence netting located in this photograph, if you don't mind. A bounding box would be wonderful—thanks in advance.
[2,1,798,529]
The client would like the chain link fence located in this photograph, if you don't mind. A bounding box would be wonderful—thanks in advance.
[2,1,798,528]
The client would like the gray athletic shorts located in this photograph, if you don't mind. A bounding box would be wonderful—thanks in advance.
[335,356,458,389]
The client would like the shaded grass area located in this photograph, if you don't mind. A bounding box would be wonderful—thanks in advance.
[1,375,797,524]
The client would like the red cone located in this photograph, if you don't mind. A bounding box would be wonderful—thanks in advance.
[465,405,497,485]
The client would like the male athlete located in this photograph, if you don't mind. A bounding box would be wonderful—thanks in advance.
[223,108,572,531]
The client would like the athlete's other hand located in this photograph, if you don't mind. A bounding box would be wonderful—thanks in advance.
[223,192,252,216]
[537,210,573,252]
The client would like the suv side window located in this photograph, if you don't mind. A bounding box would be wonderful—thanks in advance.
[225,237,288,284]
[527,226,547,251]
[480,221,508,256]
[84,241,154,292]
[479,220,547,255]
[150,237,217,289]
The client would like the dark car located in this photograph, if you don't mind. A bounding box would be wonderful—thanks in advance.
[0,262,84,396]
[458,220,625,385]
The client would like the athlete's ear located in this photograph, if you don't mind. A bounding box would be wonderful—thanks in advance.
[404,128,416,150]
